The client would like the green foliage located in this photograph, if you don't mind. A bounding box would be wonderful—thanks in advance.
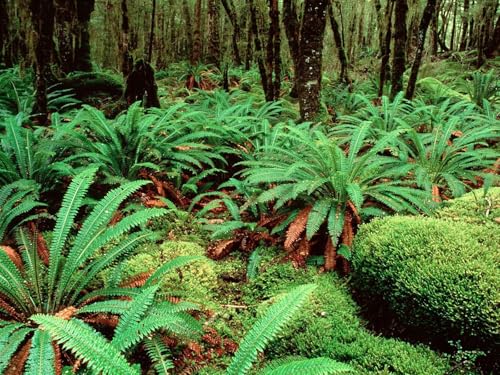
[226,284,318,375]
[0,113,69,189]
[261,357,353,375]
[26,330,56,375]
[352,216,500,355]
[242,254,451,375]
[0,179,45,243]
[465,70,499,107]
[241,122,433,246]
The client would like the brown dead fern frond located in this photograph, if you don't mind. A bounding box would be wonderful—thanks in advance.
[284,206,312,251]
[0,295,25,321]
[5,338,31,375]
[1,245,23,271]
[55,306,78,320]
[120,271,153,288]
[324,237,337,271]
[83,313,119,328]
[207,238,239,260]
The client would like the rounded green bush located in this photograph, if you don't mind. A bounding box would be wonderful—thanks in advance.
[243,257,450,374]
[352,216,500,355]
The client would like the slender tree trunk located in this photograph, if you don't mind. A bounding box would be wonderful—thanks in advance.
[182,0,193,59]
[379,0,395,97]
[120,0,133,76]
[221,0,242,65]
[459,0,470,50]
[0,0,9,66]
[450,0,458,50]
[245,11,253,70]
[191,0,202,64]
[431,0,440,54]
[74,0,95,72]
[328,2,349,83]
[391,0,408,98]
[405,0,437,100]
[374,0,384,57]
[297,0,328,121]
[485,14,500,57]
[283,0,300,97]
[266,0,281,100]
[249,0,270,99]
[30,0,56,124]
[207,0,221,66]
[147,0,156,63]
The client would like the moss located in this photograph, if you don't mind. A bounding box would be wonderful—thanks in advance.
[352,216,500,358]
[237,253,450,374]
[121,240,217,305]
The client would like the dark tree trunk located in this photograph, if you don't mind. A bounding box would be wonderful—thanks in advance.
[266,0,281,100]
[0,0,8,67]
[183,0,193,59]
[207,0,221,66]
[477,4,487,67]
[74,0,95,72]
[459,0,470,50]
[431,0,440,54]
[221,0,242,66]
[147,0,156,63]
[283,0,300,97]
[54,0,77,74]
[245,11,253,70]
[191,0,202,64]
[31,0,56,125]
[120,0,133,76]
[405,0,437,100]
[391,0,408,99]
[124,60,160,108]
[249,0,271,99]
[450,0,458,50]
[485,15,500,57]
[328,2,349,84]
[378,0,395,97]
[297,0,328,121]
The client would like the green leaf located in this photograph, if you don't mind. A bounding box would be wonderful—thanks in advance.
[25,330,55,375]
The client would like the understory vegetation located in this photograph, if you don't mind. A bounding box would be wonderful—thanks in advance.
[1,0,499,374]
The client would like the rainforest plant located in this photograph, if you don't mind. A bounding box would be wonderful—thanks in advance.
[226,284,352,375]
[404,118,499,201]
[241,123,433,270]
[0,180,45,243]
[0,168,208,373]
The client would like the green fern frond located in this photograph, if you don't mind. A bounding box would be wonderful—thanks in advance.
[261,357,353,375]
[31,315,138,375]
[145,256,206,287]
[144,334,174,375]
[25,330,55,375]
[0,327,32,373]
[226,284,317,375]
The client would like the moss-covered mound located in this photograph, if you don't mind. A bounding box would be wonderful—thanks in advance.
[237,254,451,375]
[351,214,499,361]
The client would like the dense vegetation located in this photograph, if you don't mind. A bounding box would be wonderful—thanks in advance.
[0,0,499,374]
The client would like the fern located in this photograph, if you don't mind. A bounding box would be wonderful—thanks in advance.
[226,284,317,375]
[261,357,353,375]
[31,315,138,375]
[25,330,55,375]
[144,334,174,374]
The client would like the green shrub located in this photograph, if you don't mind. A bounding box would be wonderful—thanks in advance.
[352,216,500,356]
[243,257,450,374]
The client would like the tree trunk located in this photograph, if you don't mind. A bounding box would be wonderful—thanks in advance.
[147,0,156,63]
[191,0,202,64]
[207,0,221,66]
[450,0,458,50]
[249,0,271,99]
[0,0,8,66]
[378,0,395,97]
[266,0,281,100]
[55,0,77,74]
[74,0,95,72]
[485,14,500,57]
[328,2,349,84]
[297,0,328,121]
[431,0,440,54]
[30,0,56,125]
[391,0,408,98]
[120,0,133,75]
[245,11,253,70]
[221,0,242,66]
[283,0,301,97]
[459,0,470,50]
[183,0,193,59]
[405,0,437,100]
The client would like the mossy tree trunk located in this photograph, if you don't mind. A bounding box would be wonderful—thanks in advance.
[207,0,221,66]
[328,1,349,84]
[221,0,242,66]
[30,0,56,125]
[283,0,301,98]
[297,0,328,121]
[0,0,9,67]
[74,0,95,72]
[391,0,408,98]
[405,0,437,100]
[378,0,395,97]
[191,0,202,65]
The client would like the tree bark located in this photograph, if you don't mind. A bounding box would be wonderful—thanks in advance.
[207,0,221,66]
[459,0,470,50]
[391,0,408,98]
[74,0,95,72]
[450,0,458,50]
[55,0,77,74]
[405,0,437,100]
[191,0,202,65]
[221,0,242,66]
[431,0,440,54]
[0,0,8,66]
[328,1,349,83]
[245,11,253,70]
[147,0,156,63]
[120,0,133,76]
[297,0,328,121]
[283,0,301,97]
[30,0,56,124]
[378,0,395,97]
[485,14,500,57]
[183,0,193,59]
[266,0,281,100]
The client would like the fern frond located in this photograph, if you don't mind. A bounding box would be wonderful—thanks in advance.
[31,315,138,375]
[145,256,205,287]
[144,334,174,374]
[25,330,55,375]
[261,357,353,375]
[226,284,317,375]
[0,327,32,373]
